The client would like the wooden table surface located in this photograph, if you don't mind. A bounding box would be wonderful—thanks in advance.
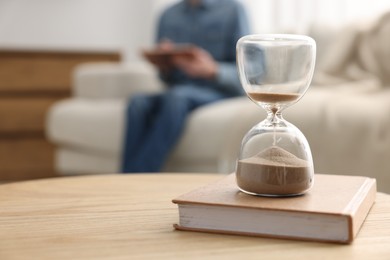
[0,173,389,259]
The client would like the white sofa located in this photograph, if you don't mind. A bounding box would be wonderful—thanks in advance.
[46,18,390,193]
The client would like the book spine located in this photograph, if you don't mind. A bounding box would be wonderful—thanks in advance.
[343,178,377,242]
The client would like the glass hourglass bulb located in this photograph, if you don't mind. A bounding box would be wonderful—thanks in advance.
[236,34,316,197]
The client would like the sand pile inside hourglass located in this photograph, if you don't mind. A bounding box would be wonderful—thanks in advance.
[236,146,312,195]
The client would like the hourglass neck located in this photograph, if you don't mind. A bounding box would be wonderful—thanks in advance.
[266,108,285,126]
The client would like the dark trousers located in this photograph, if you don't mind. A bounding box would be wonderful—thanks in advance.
[121,84,226,173]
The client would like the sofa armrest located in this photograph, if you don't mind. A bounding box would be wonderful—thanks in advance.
[73,62,165,99]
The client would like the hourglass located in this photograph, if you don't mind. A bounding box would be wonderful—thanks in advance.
[236,34,316,197]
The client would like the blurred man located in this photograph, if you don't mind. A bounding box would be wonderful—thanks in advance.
[122,0,250,172]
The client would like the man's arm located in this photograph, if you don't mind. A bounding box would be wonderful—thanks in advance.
[214,1,251,95]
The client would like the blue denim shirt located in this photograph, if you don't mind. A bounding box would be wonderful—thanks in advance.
[156,0,250,96]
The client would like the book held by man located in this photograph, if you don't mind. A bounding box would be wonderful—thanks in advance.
[141,44,195,69]
[172,174,376,243]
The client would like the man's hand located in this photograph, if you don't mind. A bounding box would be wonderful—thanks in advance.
[142,39,176,73]
[144,39,218,80]
[172,46,218,80]
[157,38,175,51]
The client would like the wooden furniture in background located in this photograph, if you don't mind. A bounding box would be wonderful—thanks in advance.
[0,173,389,259]
[0,49,121,180]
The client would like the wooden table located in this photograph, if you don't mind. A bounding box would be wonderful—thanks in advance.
[0,174,389,259]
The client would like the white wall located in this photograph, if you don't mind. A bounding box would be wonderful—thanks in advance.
[0,0,172,61]
[0,0,389,61]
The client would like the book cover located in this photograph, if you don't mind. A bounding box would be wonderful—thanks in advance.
[172,174,376,243]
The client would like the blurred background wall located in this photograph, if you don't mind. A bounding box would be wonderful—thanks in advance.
[0,0,389,61]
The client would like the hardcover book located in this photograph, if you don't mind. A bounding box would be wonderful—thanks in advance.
[172,174,376,243]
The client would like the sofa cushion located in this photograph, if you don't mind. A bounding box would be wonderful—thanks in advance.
[46,96,263,163]
[47,99,126,155]
[73,62,165,99]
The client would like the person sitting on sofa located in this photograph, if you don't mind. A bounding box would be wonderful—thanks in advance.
[121,0,250,172]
